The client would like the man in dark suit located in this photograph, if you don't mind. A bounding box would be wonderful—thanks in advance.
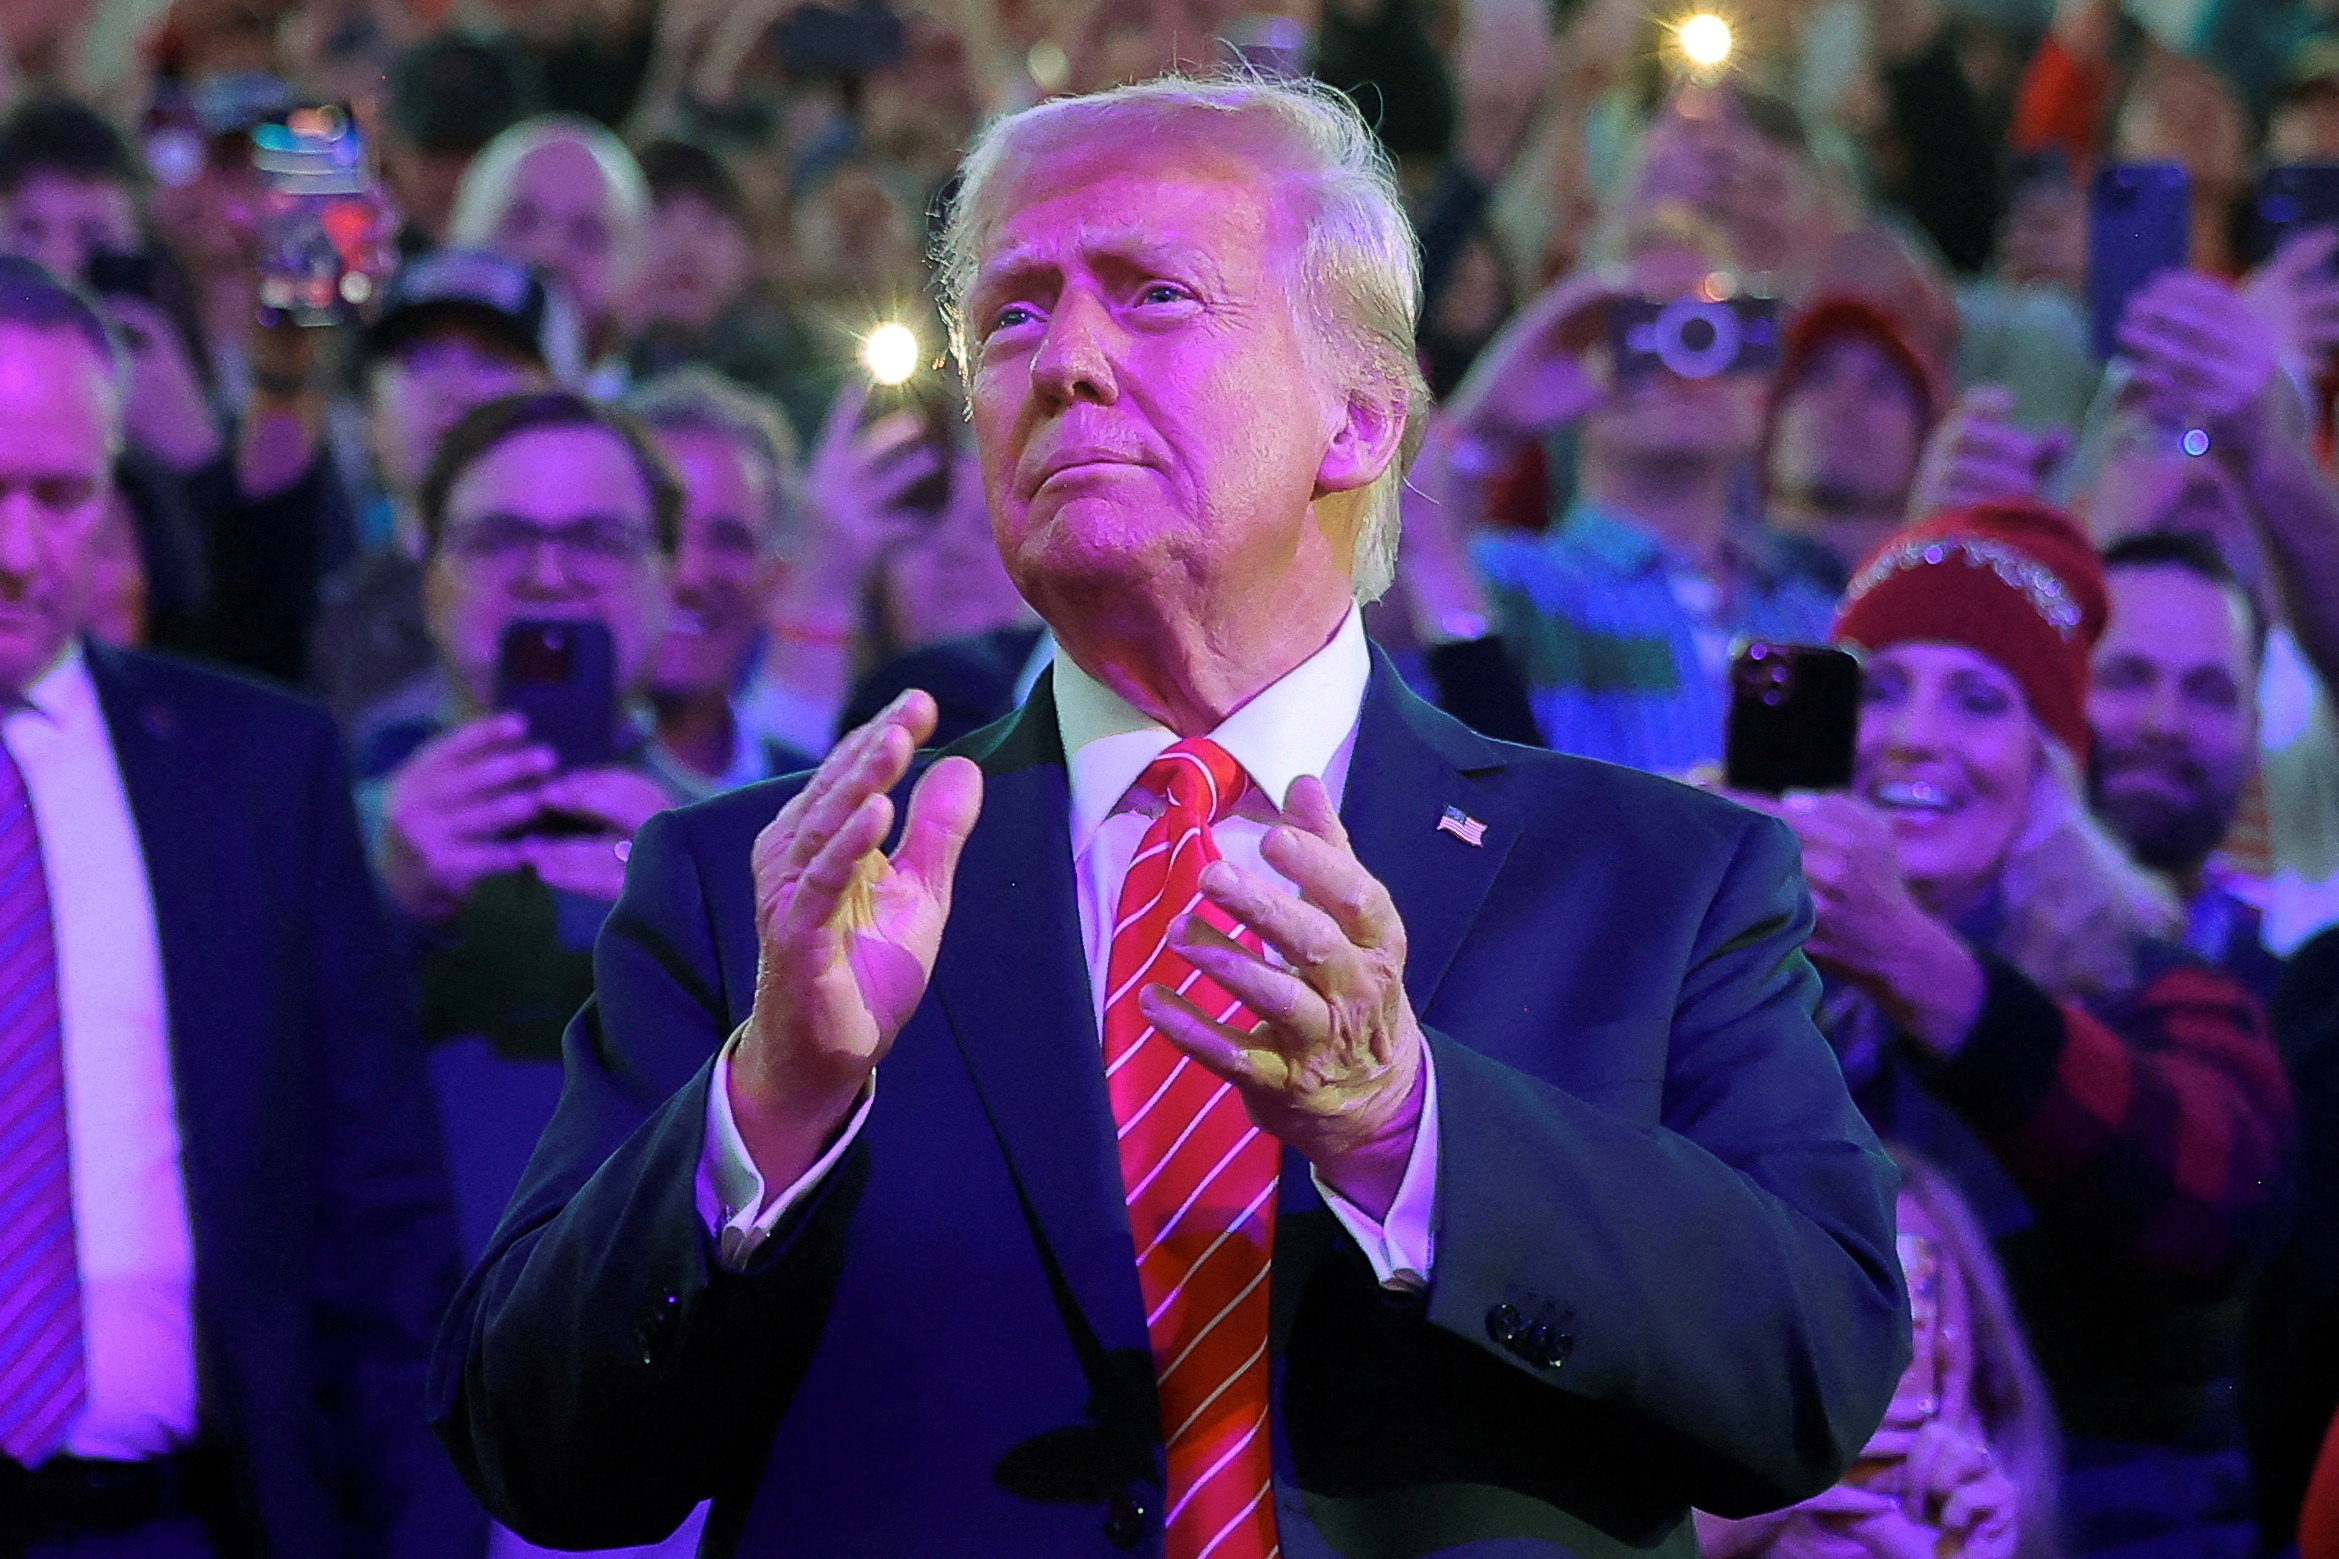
[433,79,1907,1557]
[0,260,478,1554]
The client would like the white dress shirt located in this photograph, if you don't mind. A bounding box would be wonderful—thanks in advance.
[7,645,198,1462]
[697,608,1441,1288]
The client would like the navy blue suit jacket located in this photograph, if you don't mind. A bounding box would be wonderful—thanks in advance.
[83,643,480,1557]
[432,654,1907,1557]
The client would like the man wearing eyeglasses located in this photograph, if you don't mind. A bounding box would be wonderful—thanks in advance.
[355,390,692,1219]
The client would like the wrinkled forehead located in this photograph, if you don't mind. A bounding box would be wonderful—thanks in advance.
[973,120,1302,272]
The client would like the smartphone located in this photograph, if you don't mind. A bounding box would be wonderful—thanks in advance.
[1609,293,1780,382]
[1723,642,1862,795]
[860,327,958,515]
[2253,163,2339,268]
[2088,162,2190,361]
[496,619,618,773]
[84,250,161,303]
[251,103,397,325]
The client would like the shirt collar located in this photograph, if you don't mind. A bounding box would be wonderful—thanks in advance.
[1052,605,1369,856]
[16,640,93,726]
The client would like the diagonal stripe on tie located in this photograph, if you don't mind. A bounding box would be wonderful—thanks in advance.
[1104,738,1280,1559]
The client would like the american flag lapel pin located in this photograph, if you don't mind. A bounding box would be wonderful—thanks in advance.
[1436,805,1487,847]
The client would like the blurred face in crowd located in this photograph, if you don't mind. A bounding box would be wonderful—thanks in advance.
[367,323,550,507]
[2270,86,2339,164]
[1767,333,1925,570]
[149,136,261,281]
[1631,91,1826,285]
[382,141,475,250]
[647,426,778,701]
[966,136,1372,632]
[476,135,639,335]
[2088,564,2257,878]
[1855,642,2042,917]
[0,172,141,283]
[0,323,118,696]
[2084,443,2269,604]
[633,193,752,334]
[1581,244,1770,469]
[424,423,670,711]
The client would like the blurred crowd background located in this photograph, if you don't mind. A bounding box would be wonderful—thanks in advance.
[8,0,2339,1553]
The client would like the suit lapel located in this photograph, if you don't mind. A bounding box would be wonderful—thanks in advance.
[927,685,1154,1367]
[1340,650,1519,1022]
[82,644,259,1323]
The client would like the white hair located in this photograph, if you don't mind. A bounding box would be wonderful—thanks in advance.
[1995,727,2182,1001]
[936,72,1427,601]
[447,113,651,249]
[622,366,805,557]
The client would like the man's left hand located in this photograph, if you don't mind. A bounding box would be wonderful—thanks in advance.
[1142,775,1427,1219]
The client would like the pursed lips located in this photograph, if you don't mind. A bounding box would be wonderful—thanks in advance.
[1025,449,1152,496]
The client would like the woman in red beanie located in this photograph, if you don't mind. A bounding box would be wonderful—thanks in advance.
[1728,499,2292,1559]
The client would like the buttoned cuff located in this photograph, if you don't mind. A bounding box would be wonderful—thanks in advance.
[1309,1045,1439,1292]
[695,1031,876,1270]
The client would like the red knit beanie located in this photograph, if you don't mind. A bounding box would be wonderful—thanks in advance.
[1833,501,2109,761]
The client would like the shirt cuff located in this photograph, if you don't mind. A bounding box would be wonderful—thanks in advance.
[695,1031,875,1270]
[1309,1045,1439,1293]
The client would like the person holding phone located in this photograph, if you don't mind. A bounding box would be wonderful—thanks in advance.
[1724,499,2291,1559]
[1422,214,1838,777]
[359,389,709,1556]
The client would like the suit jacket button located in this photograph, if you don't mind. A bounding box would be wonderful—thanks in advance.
[1485,1303,1525,1347]
[1525,1322,1573,1369]
[1103,1490,1149,1549]
[635,1291,682,1366]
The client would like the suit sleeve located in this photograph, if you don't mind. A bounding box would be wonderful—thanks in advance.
[430,800,862,1550]
[296,707,486,1559]
[1423,813,1909,1515]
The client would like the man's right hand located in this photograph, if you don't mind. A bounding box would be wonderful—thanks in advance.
[380,712,558,926]
[728,690,983,1193]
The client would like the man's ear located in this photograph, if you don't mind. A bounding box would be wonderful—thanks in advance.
[1315,383,1410,497]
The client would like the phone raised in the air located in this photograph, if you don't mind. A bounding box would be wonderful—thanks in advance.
[1724,641,1863,796]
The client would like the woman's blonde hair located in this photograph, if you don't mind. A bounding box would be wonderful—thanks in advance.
[1890,1146,2064,1559]
[935,72,1428,601]
[1994,728,2181,1002]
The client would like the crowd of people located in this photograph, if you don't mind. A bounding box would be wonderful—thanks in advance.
[1,0,2339,1554]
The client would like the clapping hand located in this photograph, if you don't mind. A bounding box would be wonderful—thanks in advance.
[728,691,983,1191]
[1146,777,1427,1218]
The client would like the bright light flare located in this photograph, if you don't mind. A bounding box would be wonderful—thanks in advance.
[1677,13,1733,70]
[862,322,921,386]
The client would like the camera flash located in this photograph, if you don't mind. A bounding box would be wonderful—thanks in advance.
[1677,13,1732,70]
[862,322,921,387]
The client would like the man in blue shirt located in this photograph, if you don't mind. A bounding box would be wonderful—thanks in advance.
[1422,224,1837,776]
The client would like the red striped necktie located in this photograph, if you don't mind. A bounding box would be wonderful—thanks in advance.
[1103,737,1281,1559]
[0,732,81,1466]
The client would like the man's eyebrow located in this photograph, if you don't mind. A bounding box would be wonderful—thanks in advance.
[973,227,1228,295]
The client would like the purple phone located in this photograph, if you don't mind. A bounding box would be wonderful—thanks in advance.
[2089,162,2189,361]
[495,619,617,773]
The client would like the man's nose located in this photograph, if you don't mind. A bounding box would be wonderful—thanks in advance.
[1030,290,1119,406]
[0,495,45,582]
[514,539,588,597]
